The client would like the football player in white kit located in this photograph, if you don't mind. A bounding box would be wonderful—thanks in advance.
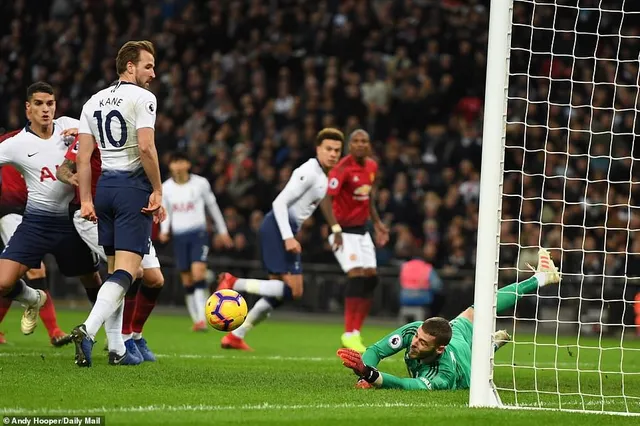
[71,40,166,367]
[215,128,343,351]
[159,152,232,331]
[0,82,102,337]
[57,135,164,363]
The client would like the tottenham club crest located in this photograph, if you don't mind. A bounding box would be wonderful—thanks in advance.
[388,334,402,349]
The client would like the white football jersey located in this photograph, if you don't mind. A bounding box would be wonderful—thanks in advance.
[160,174,228,236]
[272,158,328,240]
[0,117,79,218]
[78,80,156,172]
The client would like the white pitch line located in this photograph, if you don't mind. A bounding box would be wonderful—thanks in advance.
[0,402,439,415]
[2,401,638,416]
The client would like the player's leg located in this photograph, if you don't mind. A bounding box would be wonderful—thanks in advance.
[26,263,71,346]
[131,251,164,361]
[72,188,147,367]
[359,232,379,338]
[173,234,201,329]
[121,272,141,343]
[0,218,49,335]
[330,232,367,352]
[0,217,14,343]
[190,230,211,330]
[454,248,560,356]
[0,296,10,343]
[217,220,296,298]
[191,260,209,331]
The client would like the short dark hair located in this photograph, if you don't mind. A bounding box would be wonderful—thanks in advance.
[169,151,190,163]
[116,40,156,75]
[315,128,344,146]
[26,82,54,101]
[348,129,370,142]
[421,317,452,347]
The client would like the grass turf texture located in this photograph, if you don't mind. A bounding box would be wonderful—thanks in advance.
[0,309,639,425]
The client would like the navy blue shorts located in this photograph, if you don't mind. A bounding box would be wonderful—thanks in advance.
[0,214,99,277]
[259,211,301,275]
[173,229,209,272]
[94,184,152,256]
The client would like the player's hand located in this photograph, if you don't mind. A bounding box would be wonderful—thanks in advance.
[158,233,170,244]
[142,190,163,215]
[153,205,167,224]
[61,128,78,137]
[80,201,97,223]
[355,379,373,389]
[331,232,343,252]
[67,173,79,187]
[284,238,302,254]
[374,221,390,247]
[219,233,234,249]
[337,348,366,376]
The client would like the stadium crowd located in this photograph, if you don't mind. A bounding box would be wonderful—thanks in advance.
[0,0,637,295]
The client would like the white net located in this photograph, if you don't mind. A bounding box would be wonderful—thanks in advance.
[494,0,640,414]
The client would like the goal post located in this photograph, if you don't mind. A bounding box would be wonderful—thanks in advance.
[469,0,513,409]
[470,0,640,415]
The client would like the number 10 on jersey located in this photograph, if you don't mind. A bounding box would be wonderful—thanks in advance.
[93,110,128,148]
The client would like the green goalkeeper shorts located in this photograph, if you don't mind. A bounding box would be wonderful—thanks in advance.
[448,316,473,389]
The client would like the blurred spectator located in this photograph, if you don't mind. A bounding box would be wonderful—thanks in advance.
[0,0,635,297]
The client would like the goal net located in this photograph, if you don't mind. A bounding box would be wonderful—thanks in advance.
[470,0,640,415]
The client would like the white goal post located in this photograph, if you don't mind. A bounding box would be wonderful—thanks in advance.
[470,0,640,415]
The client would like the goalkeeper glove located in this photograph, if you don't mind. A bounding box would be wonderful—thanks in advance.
[336,348,380,383]
[355,379,373,389]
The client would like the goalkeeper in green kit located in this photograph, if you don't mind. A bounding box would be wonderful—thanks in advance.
[337,248,560,390]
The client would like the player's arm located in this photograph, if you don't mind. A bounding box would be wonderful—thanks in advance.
[272,166,313,241]
[158,181,171,238]
[77,108,95,205]
[361,321,422,367]
[321,168,345,249]
[0,134,19,166]
[202,178,228,235]
[368,166,388,245]
[202,178,233,248]
[56,138,79,186]
[136,93,162,192]
[370,370,454,391]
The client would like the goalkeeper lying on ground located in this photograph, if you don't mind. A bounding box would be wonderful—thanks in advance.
[337,248,560,390]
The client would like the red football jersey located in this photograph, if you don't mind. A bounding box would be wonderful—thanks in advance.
[327,155,378,228]
[65,136,102,199]
[0,130,28,211]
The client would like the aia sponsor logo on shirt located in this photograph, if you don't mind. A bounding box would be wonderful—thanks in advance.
[173,202,195,213]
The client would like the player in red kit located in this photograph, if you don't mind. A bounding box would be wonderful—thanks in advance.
[325,129,389,352]
[0,129,70,346]
[57,135,164,364]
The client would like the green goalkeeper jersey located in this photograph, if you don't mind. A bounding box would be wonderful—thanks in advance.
[361,319,473,391]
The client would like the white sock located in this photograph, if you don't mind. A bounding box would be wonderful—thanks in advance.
[105,302,125,356]
[233,278,288,297]
[83,281,127,339]
[534,272,547,287]
[122,333,133,341]
[193,287,208,323]
[132,332,142,340]
[232,298,274,339]
[13,280,39,306]
[185,294,198,323]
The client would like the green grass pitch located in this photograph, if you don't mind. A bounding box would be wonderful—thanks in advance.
[0,308,639,425]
